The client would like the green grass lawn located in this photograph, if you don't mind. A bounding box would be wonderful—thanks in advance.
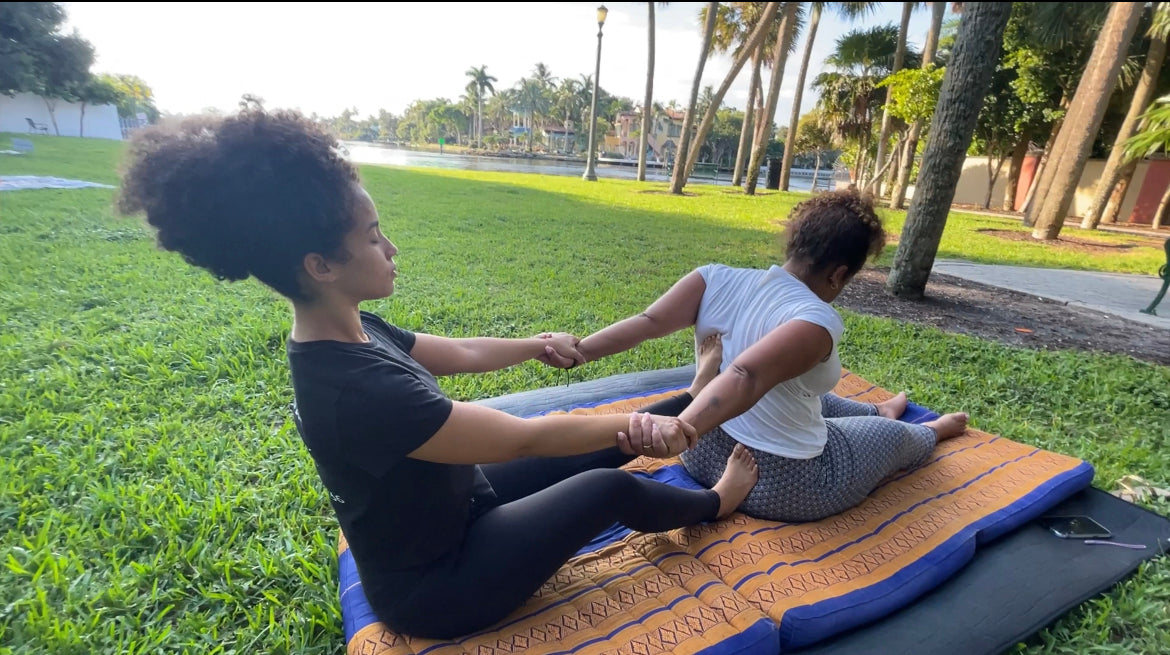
[1,135,1168,654]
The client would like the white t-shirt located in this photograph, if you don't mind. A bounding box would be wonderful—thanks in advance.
[694,264,845,458]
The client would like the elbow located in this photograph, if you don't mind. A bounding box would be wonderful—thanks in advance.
[725,362,762,402]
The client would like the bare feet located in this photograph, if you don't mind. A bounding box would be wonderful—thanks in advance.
[712,443,759,518]
[689,333,723,397]
[924,412,969,442]
[876,392,908,420]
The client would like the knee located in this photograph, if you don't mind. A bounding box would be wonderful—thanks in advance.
[576,468,640,500]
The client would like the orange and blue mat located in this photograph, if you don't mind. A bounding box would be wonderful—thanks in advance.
[339,370,1094,654]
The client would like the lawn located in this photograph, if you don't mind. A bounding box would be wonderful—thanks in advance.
[1,135,1168,654]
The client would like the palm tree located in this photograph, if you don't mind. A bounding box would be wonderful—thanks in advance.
[871,2,919,194]
[638,3,669,181]
[1013,2,1112,220]
[671,1,721,194]
[516,77,551,152]
[779,2,876,191]
[887,2,1013,299]
[1029,2,1144,240]
[465,65,498,148]
[682,2,782,185]
[554,78,586,153]
[745,3,801,194]
[813,24,911,187]
[1082,3,1168,229]
[890,1,946,209]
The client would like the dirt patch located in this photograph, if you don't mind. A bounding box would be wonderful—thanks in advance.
[836,267,1170,365]
[975,228,1146,254]
[638,189,699,197]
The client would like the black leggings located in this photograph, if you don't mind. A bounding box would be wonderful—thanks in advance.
[379,393,720,638]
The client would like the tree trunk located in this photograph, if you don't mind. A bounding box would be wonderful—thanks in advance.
[1102,158,1138,224]
[1031,2,1144,240]
[733,48,763,187]
[890,1,946,209]
[984,153,1007,209]
[868,138,904,195]
[1020,112,1065,221]
[887,2,1012,299]
[780,2,822,192]
[812,152,822,190]
[43,97,60,136]
[885,131,903,194]
[79,102,87,138]
[874,1,913,195]
[671,1,720,194]
[638,2,656,182]
[745,3,799,195]
[1154,181,1170,229]
[1004,132,1029,210]
[684,2,781,179]
[1081,9,1166,229]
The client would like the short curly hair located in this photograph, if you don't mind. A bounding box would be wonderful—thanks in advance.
[117,109,360,301]
[782,189,885,278]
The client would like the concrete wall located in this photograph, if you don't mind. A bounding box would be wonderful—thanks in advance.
[953,155,1149,221]
[0,92,122,140]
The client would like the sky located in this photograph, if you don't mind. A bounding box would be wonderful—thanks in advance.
[63,2,954,124]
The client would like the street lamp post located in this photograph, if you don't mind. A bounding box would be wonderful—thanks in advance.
[583,5,608,182]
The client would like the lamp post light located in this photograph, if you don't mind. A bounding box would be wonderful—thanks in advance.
[583,4,608,182]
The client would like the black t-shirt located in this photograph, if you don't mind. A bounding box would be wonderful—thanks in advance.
[286,311,496,603]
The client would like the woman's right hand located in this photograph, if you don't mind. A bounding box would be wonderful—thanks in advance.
[617,413,698,458]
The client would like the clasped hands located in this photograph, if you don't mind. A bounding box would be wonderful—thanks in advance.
[533,332,697,458]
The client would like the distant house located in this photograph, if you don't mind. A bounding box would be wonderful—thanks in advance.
[543,125,576,154]
[614,109,689,163]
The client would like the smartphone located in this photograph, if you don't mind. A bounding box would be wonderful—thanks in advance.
[1038,515,1112,539]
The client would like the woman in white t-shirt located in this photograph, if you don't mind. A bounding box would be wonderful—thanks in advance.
[574,190,970,521]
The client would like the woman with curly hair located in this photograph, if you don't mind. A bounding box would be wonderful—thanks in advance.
[568,190,971,522]
[116,109,760,638]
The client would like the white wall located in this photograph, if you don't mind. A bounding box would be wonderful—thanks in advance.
[0,92,122,140]
[954,155,1148,219]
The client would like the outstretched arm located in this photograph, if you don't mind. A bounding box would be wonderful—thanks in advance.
[408,403,698,464]
[409,332,582,376]
[576,270,708,363]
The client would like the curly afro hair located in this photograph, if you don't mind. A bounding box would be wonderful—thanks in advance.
[782,189,885,278]
[117,109,360,301]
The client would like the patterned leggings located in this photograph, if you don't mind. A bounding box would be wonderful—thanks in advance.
[680,393,937,522]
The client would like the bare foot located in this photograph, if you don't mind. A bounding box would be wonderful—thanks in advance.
[689,333,723,397]
[712,443,759,518]
[924,412,969,442]
[876,392,908,420]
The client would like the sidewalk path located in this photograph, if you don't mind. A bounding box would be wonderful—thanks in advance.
[932,260,1170,331]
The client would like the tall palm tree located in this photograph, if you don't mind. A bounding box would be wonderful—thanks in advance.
[813,24,912,186]
[671,1,721,194]
[745,3,801,194]
[682,2,782,183]
[871,2,919,194]
[1082,2,1168,229]
[465,65,497,148]
[1029,2,1144,240]
[638,3,669,181]
[516,77,551,152]
[887,2,1013,299]
[890,1,945,209]
[779,2,876,191]
[554,78,586,153]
